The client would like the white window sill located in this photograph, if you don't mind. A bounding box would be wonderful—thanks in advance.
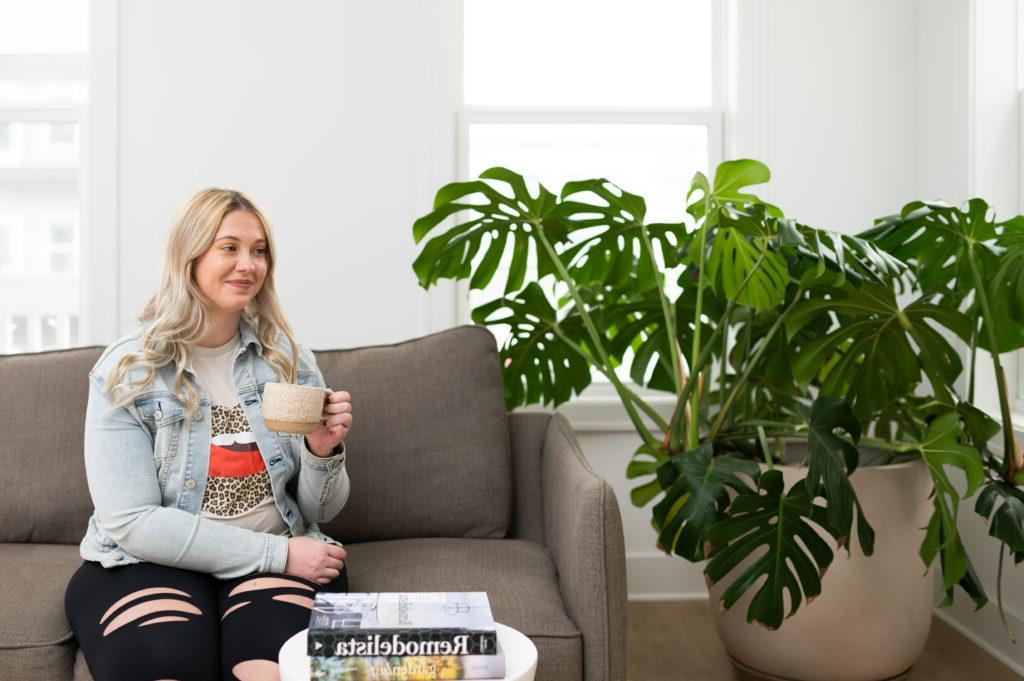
[514,382,676,433]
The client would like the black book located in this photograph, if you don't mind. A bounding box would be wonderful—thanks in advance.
[307,592,499,658]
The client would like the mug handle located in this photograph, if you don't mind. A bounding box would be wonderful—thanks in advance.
[320,388,333,422]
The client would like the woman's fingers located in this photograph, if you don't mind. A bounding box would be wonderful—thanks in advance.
[330,391,351,404]
[325,401,352,414]
[326,545,347,561]
[324,412,353,430]
[317,567,341,585]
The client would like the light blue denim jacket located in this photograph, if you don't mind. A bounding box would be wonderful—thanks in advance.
[79,315,350,579]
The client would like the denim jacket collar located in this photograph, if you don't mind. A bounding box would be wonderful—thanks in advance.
[237,314,263,357]
[140,314,264,360]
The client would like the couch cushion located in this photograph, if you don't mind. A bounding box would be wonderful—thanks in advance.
[0,544,81,680]
[347,538,582,681]
[73,647,92,681]
[314,326,513,541]
[0,347,102,543]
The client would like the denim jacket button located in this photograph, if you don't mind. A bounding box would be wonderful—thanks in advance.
[154,409,163,420]
[193,411,203,421]
[185,478,197,489]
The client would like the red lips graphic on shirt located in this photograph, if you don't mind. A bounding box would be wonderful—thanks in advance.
[208,440,266,477]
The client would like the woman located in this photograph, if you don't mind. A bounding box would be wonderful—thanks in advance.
[65,189,354,681]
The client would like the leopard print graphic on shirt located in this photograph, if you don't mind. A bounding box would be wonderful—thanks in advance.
[210,402,251,436]
[200,404,272,517]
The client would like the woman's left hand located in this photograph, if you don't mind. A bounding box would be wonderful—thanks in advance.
[304,389,352,458]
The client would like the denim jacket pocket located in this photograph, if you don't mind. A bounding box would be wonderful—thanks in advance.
[134,394,185,492]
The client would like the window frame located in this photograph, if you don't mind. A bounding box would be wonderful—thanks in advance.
[42,211,79,275]
[454,0,726,429]
[1011,87,1019,417]
[0,38,95,354]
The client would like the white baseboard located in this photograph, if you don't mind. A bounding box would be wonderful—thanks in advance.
[625,552,1024,675]
[625,551,709,601]
[934,602,1024,676]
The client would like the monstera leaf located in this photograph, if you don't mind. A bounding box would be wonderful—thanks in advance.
[648,443,761,562]
[705,205,789,312]
[778,220,907,286]
[976,481,1024,565]
[805,397,874,555]
[413,167,571,293]
[918,412,985,594]
[860,199,998,297]
[603,283,723,392]
[786,283,972,420]
[557,178,690,291]
[987,221,1024,352]
[686,159,782,220]
[627,443,673,508]
[471,282,592,409]
[704,471,843,629]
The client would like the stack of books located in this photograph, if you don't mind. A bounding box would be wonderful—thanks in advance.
[307,592,506,680]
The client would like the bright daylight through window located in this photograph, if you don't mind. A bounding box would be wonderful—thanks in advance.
[461,0,716,387]
[0,0,88,353]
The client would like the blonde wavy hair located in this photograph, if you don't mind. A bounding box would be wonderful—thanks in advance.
[103,188,300,420]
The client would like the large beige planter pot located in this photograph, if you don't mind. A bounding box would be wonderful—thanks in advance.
[707,459,935,681]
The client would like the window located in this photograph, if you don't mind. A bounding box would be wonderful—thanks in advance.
[0,0,89,354]
[47,121,76,145]
[0,223,11,273]
[9,315,28,354]
[46,215,77,274]
[460,0,720,393]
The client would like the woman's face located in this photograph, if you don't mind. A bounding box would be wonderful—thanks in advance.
[193,209,268,314]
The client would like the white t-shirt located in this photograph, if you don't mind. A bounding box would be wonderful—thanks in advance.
[189,333,290,537]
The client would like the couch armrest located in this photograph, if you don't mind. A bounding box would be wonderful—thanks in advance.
[542,413,627,681]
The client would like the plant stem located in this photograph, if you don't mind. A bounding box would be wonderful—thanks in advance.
[968,317,979,405]
[638,226,683,397]
[997,544,1017,643]
[858,436,921,453]
[668,251,768,452]
[966,244,1023,481]
[687,205,713,450]
[741,316,754,422]
[757,425,774,470]
[719,309,729,410]
[549,326,670,433]
[534,225,660,447]
[707,287,805,441]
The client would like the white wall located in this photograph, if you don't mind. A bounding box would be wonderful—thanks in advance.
[95,0,459,349]
[87,0,1023,671]
[592,0,1024,672]
[735,0,920,232]
[940,0,1024,672]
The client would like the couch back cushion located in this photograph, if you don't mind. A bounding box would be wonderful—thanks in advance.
[0,347,101,543]
[0,326,512,545]
[314,326,512,542]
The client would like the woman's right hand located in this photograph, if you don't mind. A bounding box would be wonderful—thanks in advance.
[284,536,347,585]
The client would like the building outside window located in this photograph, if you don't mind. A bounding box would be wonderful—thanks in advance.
[0,0,88,353]
[460,0,719,390]
[0,222,12,273]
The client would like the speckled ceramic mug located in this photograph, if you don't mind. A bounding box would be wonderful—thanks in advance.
[261,382,332,435]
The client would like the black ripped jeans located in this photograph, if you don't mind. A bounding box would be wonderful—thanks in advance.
[64,560,349,681]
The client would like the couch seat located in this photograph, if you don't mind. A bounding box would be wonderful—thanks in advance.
[0,543,81,680]
[347,537,582,679]
[5,539,582,681]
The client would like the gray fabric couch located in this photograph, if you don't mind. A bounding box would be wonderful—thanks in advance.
[0,325,627,681]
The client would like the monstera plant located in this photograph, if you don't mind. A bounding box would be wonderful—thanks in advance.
[411,160,1024,633]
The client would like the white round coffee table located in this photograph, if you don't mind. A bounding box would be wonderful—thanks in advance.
[279,621,537,681]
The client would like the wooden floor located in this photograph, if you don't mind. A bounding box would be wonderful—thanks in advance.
[627,601,1021,681]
